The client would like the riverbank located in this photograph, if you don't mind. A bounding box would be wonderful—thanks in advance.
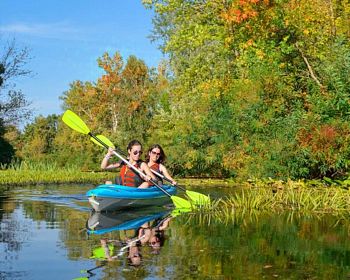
[0,169,111,186]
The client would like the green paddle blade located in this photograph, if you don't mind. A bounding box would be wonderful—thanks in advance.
[91,134,115,148]
[186,190,211,206]
[62,110,90,135]
[171,195,192,209]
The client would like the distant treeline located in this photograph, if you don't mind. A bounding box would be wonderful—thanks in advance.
[1,0,350,180]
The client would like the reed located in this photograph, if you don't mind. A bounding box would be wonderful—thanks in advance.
[213,185,350,214]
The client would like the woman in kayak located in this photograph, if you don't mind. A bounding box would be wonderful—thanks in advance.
[101,139,156,188]
[145,144,177,186]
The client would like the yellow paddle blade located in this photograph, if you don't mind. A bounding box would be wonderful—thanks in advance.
[186,190,211,206]
[171,195,192,209]
[91,135,115,148]
[62,110,90,135]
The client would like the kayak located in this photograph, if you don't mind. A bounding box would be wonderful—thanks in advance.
[86,184,177,212]
[87,207,171,235]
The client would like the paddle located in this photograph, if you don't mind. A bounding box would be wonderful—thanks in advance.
[61,110,192,209]
[92,134,210,206]
[149,169,210,206]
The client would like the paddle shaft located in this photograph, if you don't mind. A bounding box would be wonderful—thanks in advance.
[115,234,145,258]
[84,262,107,275]
[150,169,186,192]
[89,133,172,197]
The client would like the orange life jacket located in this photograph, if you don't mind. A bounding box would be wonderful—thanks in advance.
[150,163,161,174]
[149,163,163,185]
[120,161,144,187]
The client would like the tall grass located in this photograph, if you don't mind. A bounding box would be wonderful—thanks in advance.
[1,160,78,171]
[0,160,110,186]
[228,186,350,213]
[203,184,350,216]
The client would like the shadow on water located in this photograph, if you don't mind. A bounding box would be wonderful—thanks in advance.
[1,185,350,279]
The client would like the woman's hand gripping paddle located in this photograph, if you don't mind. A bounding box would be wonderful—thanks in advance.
[62,110,192,209]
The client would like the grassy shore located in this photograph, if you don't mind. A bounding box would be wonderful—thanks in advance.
[0,162,113,186]
[0,169,111,186]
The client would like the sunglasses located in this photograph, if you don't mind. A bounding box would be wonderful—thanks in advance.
[132,150,142,155]
[151,151,161,156]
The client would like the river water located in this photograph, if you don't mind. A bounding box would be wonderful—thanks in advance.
[0,184,349,279]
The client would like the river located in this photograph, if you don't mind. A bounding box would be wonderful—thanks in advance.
[0,184,349,279]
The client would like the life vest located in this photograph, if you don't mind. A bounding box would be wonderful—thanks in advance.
[149,163,163,185]
[120,161,144,187]
[149,163,160,172]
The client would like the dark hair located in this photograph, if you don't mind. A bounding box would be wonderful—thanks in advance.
[127,140,142,151]
[145,144,166,164]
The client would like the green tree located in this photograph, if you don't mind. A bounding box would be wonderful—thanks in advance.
[145,0,350,179]
[20,115,59,162]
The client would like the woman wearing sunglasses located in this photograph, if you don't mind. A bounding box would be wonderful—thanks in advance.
[145,144,177,186]
[101,139,156,188]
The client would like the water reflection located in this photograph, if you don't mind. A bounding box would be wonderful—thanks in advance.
[85,207,173,272]
[1,185,350,279]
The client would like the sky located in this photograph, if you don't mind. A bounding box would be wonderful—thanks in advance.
[0,0,163,124]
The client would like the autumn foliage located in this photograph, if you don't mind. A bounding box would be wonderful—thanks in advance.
[4,0,350,180]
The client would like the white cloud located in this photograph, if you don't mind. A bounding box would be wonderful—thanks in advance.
[0,21,83,40]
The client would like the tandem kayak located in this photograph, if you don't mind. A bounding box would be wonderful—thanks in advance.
[86,184,177,212]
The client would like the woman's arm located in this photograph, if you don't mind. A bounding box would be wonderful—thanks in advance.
[158,217,172,230]
[159,164,177,185]
[101,147,121,170]
[100,239,113,261]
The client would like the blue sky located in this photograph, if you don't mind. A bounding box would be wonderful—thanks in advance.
[0,0,163,123]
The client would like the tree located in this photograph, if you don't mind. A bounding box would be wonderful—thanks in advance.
[20,115,59,161]
[55,52,163,169]
[0,38,32,165]
[145,0,350,179]
[0,38,32,126]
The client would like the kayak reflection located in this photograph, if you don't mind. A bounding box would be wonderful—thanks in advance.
[86,207,171,235]
[86,207,173,267]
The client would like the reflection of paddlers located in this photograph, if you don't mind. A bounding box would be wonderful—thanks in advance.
[98,235,145,261]
[75,236,145,279]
